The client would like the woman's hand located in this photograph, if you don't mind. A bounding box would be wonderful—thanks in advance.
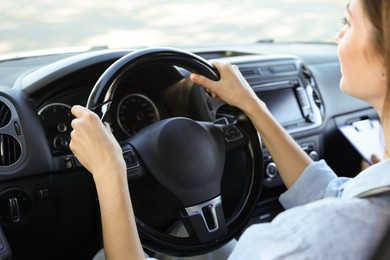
[190,60,260,113]
[69,105,125,180]
[361,154,381,170]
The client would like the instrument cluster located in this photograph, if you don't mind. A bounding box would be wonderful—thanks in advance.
[37,87,164,156]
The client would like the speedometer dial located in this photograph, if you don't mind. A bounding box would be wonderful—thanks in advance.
[117,93,160,137]
[38,103,73,155]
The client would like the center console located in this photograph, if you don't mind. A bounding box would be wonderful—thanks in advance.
[232,56,323,187]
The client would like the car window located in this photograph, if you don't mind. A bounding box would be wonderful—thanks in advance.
[0,0,347,55]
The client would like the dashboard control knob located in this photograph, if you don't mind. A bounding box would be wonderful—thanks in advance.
[0,189,31,224]
[53,134,71,152]
[265,162,278,179]
[309,150,319,161]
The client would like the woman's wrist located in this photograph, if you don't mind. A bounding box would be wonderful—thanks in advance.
[92,157,127,185]
[240,96,268,118]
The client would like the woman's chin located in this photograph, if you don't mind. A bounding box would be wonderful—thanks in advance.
[339,78,348,93]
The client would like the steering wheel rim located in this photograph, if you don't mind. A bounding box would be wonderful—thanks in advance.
[87,47,220,111]
[87,47,263,256]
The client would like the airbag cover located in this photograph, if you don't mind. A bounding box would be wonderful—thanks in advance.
[129,117,225,206]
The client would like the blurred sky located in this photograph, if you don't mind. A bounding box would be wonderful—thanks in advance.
[0,0,348,55]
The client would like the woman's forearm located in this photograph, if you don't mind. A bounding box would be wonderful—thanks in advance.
[94,169,145,260]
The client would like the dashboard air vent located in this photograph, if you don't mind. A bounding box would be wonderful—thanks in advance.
[0,101,11,128]
[302,65,324,116]
[0,134,21,166]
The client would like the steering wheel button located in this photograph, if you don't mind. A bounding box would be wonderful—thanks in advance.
[123,150,139,170]
[221,125,243,142]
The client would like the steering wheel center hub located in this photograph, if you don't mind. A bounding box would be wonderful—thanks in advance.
[129,117,226,206]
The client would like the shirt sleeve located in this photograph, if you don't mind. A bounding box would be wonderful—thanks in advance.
[229,196,390,260]
[279,160,350,209]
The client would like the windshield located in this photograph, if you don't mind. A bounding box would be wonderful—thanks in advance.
[1,0,347,55]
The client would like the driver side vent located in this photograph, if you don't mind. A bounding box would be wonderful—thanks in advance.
[0,101,11,128]
[0,134,21,166]
[0,101,21,166]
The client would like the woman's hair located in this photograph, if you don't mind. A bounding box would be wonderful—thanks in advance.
[363,0,390,122]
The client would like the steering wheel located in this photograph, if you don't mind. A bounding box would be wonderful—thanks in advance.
[87,47,263,256]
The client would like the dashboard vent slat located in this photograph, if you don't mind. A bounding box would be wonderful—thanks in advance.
[0,134,21,166]
[0,101,11,128]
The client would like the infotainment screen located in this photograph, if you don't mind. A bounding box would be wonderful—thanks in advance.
[256,88,303,126]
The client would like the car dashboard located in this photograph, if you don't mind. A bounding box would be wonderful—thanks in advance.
[0,43,378,259]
